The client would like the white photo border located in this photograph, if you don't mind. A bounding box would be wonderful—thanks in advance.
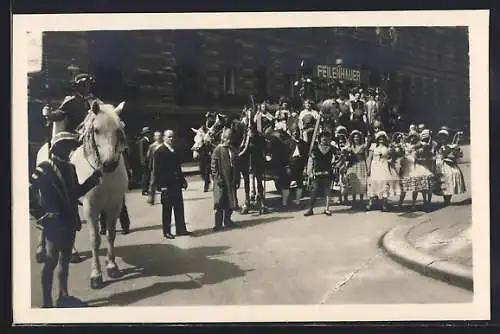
[12,10,490,324]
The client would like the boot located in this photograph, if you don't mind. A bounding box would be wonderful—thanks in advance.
[281,189,290,207]
[294,188,303,206]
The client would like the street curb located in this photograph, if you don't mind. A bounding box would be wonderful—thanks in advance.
[380,223,473,292]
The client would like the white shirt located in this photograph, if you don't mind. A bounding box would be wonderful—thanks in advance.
[164,143,174,152]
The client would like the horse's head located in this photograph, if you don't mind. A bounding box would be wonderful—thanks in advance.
[79,101,127,172]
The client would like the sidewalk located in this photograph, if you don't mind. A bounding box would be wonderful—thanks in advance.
[380,147,472,291]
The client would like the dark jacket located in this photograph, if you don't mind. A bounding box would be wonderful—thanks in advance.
[29,158,101,230]
[136,136,151,166]
[46,94,93,134]
[150,144,187,191]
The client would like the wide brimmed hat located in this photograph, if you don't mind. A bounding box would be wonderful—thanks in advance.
[375,131,388,141]
[349,129,363,139]
[420,129,431,139]
[72,73,95,86]
[335,125,348,135]
[437,129,450,137]
[140,126,152,135]
[49,131,78,152]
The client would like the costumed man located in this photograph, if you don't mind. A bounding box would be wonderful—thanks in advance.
[304,131,335,216]
[365,91,379,131]
[150,130,191,239]
[349,91,367,133]
[145,131,163,204]
[274,99,291,132]
[211,128,240,231]
[29,131,102,308]
[298,99,320,143]
[331,126,349,205]
[336,92,351,129]
[289,124,309,207]
[36,72,100,265]
[136,126,153,195]
[192,112,218,192]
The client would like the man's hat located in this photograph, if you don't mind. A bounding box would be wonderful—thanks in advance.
[140,126,152,135]
[49,131,78,153]
[72,73,95,86]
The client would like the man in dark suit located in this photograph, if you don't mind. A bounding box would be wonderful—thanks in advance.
[150,130,191,239]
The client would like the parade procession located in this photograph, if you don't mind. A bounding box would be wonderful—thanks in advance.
[25,27,472,308]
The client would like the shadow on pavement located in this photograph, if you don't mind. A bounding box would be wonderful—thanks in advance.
[192,215,294,237]
[83,244,252,306]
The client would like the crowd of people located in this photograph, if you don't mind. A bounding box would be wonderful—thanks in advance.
[27,71,468,307]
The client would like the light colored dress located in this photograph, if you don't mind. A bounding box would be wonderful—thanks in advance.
[400,143,435,192]
[434,145,466,195]
[367,143,401,198]
[344,144,368,195]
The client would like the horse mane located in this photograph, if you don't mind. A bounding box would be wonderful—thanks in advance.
[76,102,127,164]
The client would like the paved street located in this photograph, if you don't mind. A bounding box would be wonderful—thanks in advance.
[30,163,473,307]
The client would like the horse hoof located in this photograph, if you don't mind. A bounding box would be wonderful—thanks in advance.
[107,267,121,279]
[90,276,104,289]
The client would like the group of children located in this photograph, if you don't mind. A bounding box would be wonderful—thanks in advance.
[303,123,467,216]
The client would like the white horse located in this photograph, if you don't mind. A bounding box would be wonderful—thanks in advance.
[71,100,128,289]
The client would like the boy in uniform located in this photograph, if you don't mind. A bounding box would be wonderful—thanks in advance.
[29,131,102,307]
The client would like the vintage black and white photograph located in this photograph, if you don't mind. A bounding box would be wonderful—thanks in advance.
[12,11,490,323]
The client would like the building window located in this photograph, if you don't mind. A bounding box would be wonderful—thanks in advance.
[223,68,236,95]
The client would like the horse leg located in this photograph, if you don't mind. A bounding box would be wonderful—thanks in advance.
[85,209,104,289]
[257,174,268,214]
[241,171,250,214]
[105,202,122,279]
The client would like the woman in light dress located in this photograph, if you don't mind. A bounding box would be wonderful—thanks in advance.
[433,127,466,205]
[343,130,368,207]
[366,131,401,211]
[398,130,435,211]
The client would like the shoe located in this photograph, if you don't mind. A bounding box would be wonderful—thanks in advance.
[304,209,313,217]
[100,229,106,236]
[213,226,223,232]
[121,229,130,235]
[176,231,193,236]
[324,209,332,216]
[224,221,239,228]
[164,233,175,239]
[142,191,149,196]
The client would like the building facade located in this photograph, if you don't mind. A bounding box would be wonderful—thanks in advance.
[28,27,470,161]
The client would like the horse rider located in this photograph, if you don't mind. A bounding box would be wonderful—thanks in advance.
[254,101,275,135]
[42,73,98,139]
[192,111,218,192]
[137,126,153,195]
[298,99,320,143]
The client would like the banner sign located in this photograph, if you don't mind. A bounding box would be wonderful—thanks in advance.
[315,65,370,85]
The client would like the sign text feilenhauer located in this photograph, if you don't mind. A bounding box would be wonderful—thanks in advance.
[315,65,369,84]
